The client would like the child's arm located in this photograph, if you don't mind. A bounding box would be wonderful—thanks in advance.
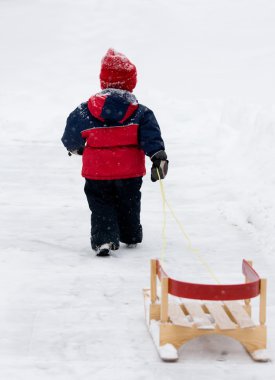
[139,107,165,156]
[61,104,87,155]
[139,106,168,181]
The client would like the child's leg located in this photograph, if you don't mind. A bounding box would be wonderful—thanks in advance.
[84,179,120,250]
[114,177,143,245]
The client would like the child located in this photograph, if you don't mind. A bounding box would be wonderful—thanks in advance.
[61,48,168,256]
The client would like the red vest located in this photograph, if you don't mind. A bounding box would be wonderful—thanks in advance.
[81,124,146,180]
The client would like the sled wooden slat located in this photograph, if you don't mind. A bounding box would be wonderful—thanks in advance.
[168,303,193,327]
[184,302,213,328]
[224,301,255,328]
[204,302,237,330]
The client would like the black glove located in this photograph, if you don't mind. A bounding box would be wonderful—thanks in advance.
[150,151,169,182]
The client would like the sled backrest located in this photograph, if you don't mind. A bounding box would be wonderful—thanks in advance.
[154,259,260,301]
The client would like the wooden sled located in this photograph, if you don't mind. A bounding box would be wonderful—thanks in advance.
[143,259,269,362]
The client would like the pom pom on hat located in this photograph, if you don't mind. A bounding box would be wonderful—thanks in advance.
[100,48,137,92]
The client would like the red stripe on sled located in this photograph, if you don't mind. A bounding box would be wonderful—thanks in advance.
[156,259,260,301]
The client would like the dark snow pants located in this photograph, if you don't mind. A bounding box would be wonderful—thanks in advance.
[84,177,143,250]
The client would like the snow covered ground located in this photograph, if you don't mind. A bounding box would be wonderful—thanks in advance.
[0,0,275,379]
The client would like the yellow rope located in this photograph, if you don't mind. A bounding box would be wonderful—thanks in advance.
[156,169,220,284]
[158,171,167,263]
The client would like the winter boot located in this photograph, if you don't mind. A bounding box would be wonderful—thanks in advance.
[96,243,111,257]
[95,242,119,256]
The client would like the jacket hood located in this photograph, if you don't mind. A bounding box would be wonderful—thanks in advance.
[87,88,138,124]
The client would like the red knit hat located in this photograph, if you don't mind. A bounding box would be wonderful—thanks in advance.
[100,48,137,92]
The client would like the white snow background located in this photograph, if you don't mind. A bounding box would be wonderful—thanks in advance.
[0,0,275,379]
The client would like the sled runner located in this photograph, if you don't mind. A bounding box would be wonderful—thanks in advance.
[143,259,269,362]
